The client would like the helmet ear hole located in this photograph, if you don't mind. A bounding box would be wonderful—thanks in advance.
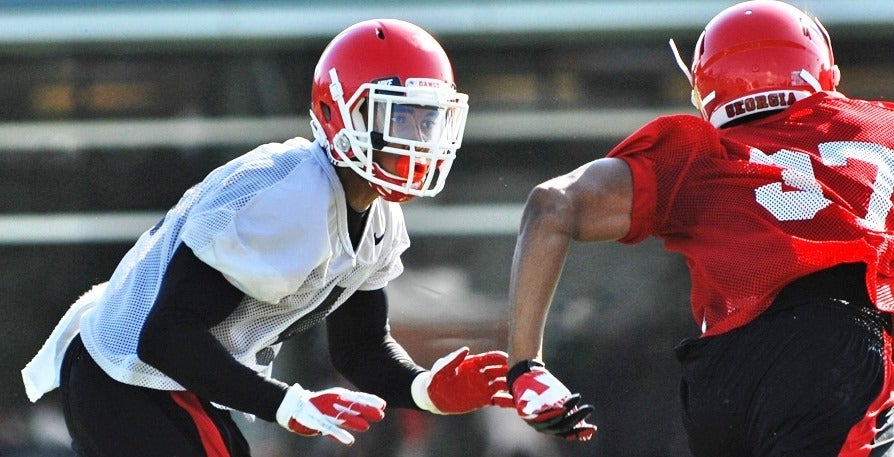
[319,102,332,122]
[698,38,705,57]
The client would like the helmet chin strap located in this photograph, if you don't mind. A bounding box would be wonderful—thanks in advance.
[310,107,355,168]
[668,38,693,86]
[669,38,712,117]
[798,69,823,92]
[326,67,364,165]
[309,111,331,151]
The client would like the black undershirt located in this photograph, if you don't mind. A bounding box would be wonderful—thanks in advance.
[137,206,424,422]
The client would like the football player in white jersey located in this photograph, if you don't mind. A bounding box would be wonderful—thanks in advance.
[22,19,513,456]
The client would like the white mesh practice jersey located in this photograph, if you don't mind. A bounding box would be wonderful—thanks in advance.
[69,137,410,391]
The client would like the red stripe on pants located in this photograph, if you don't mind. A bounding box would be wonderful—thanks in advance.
[170,391,232,457]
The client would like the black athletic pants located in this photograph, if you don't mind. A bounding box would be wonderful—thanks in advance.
[675,265,894,457]
[60,335,252,457]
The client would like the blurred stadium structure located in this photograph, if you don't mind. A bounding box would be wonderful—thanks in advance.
[2,1,894,456]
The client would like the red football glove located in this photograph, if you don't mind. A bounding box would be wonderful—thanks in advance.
[508,360,597,441]
[276,385,386,446]
[411,346,515,414]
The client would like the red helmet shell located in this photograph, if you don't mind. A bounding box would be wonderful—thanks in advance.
[311,19,457,161]
[691,0,839,126]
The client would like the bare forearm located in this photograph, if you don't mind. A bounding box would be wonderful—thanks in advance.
[507,186,574,366]
[507,158,632,367]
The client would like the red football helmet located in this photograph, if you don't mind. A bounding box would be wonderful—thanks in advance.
[672,0,840,127]
[309,19,469,202]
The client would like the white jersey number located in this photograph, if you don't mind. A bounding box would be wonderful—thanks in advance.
[750,141,894,230]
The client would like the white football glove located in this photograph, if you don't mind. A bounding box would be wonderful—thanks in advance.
[275,384,386,446]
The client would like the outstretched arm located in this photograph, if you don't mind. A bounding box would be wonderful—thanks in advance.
[506,157,633,441]
[508,157,633,365]
[328,289,512,414]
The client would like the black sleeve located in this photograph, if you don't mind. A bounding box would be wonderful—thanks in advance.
[326,288,426,409]
[137,243,289,422]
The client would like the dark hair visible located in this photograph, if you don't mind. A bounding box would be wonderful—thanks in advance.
[722,110,783,128]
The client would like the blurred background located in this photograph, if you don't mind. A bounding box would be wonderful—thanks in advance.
[2,1,894,456]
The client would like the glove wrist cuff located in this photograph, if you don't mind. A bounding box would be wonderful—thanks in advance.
[411,371,444,415]
[275,384,306,428]
[507,359,545,390]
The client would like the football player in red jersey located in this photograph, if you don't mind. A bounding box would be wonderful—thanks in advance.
[22,19,513,456]
[505,1,894,455]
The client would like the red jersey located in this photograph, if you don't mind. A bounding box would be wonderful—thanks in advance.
[608,92,894,336]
